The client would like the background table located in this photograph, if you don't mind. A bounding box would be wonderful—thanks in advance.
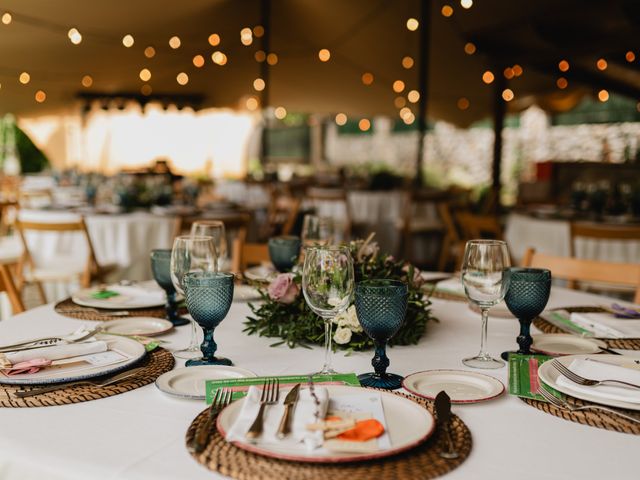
[0,286,638,479]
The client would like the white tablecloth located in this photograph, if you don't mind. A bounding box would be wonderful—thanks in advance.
[0,286,638,479]
[505,213,640,264]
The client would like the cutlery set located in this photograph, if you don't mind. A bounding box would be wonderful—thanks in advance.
[0,327,102,353]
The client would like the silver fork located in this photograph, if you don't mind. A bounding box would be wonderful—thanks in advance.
[552,359,640,390]
[0,327,102,353]
[537,387,640,424]
[246,378,280,439]
[189,387,233,453]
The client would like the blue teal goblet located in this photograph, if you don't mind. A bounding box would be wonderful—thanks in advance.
[268,236,301,272]
[355,279,408,390]
[502,268,551,359]
[150,249,189,327]
[183,271,235,366]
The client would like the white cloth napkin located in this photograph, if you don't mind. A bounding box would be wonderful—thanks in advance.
[109,283,165,303]
[570,312,640,339]
[556,358,640,404]
[225,385,329,453]
[3,341,108,366]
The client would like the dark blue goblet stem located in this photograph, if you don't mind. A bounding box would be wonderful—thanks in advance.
[517,318,533,354]
[371,340,390,377]
[200,327,218,362]
[164,291,189,326]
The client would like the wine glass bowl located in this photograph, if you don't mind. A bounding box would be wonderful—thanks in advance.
[190,220,228,271]
[355,279,408,390]
[268,235,301,272]
[150,249,189,326]
[183,271,234,366]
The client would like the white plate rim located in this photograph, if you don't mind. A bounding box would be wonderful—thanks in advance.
[155,365,258,400]
[0,335,146,385]
[538,354,640,411]
[531,334,606,356]
[71,287,165,310]
[402,369,505,404]
[216,385,436,463]
[101,317,174,337]
[243,265,276,283]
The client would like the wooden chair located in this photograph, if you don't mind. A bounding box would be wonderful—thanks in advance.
[436,202,465,271]
[0,200,17,236]
[569,222,640,257]
[456,212,504,241]
[398,189,448,264]
[15,218,117,303]
[18,189,54,208]
[231,238,269,273]
[0,263,25,313]
[522,248,640,303]
[306,187,352,240]
[265,185,301,238]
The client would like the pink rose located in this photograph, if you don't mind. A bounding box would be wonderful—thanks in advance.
[267,273,300,304]
[402,263,424,287]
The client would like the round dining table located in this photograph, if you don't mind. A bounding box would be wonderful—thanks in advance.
[0,284,638,479]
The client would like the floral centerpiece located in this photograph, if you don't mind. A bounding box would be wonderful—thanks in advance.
[245,235,434,350]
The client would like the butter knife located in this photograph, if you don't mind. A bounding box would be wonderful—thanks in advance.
[434,391,458,459]
[276,383,300,439]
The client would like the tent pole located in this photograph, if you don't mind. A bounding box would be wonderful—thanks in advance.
[260,0,271,166]
[491,72,506,212]
[415,0,431,188]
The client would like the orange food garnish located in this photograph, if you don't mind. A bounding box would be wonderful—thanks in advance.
[337,419,385,442]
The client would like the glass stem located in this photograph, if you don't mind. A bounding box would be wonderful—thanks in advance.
[188,319,199,350]
[479,307,490,357]
[322,317,333,372]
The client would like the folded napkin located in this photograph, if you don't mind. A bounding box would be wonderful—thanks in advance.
[556,358,640,404]
[1,341,108,367]
[107,284,165,303]
[433,277,465,297]
[225,385,329,453]
[570,312,640,339]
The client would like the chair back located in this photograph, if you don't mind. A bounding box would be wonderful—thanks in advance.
[0,263,25,313]
[306,187,351,239]
[231,238,269,273]
[522,247,640,303]
[569,222,640,257]
[266,186,301,237]
[456,212,504,241]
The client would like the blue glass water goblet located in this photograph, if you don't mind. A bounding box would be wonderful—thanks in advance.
[503,268,551,359]
[183,271,235,367]
[268,235,301,272]
[150,249,189,326]
[355,279,408,390]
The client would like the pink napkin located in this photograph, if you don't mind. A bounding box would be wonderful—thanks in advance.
[2,358,52,375]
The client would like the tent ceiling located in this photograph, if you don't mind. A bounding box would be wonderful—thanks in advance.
[0,0,638,126]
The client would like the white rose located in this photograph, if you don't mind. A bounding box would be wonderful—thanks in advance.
[333,326,352,345]
[345,305,363,332]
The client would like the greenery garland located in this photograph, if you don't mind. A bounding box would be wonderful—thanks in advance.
[244,237,435,350]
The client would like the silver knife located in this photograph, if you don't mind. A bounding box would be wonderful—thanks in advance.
[434,391,459,459]
[276,383,300,439]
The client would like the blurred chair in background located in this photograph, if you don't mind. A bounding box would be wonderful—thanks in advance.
[0,263,25,314]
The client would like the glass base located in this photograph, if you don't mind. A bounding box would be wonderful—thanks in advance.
[358,372,403,390]
[186,357,233,367]
[169,316,190,327]
[172,347,201,360]
[313,366,339,376]
[462,353,505,369]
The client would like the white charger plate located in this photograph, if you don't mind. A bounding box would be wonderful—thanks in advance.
[101,317,174,337]
[72,285,165,310]
[0,335,146,385]
[233,284,262,302]
[538,354,640,411]
[216,385,435,463]
[155,365,257,400]
[402,369,505,404]
[531,334,607,356]
[244,265,277,283]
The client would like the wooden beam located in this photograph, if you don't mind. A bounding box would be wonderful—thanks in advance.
[492,73,507,211]
[415,0,431,188]
[260,0,271,165]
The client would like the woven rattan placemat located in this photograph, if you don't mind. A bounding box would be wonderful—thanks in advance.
[186,391,472,480]
[54,297,187,321]
[522,395,640,435]
[0,347,174,408]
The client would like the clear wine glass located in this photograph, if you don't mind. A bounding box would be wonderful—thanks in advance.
[190,220,228,271]
[170,235,217,360]
[302,245,354,375]
[461,239,511,369]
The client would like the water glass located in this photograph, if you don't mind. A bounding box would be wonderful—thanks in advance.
[190,220,228,271]
[301,215,334,247]
[268,235,301,272]
[150,249,189,326]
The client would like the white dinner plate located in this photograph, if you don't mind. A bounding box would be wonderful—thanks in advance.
[72,285,165,310]
[538,354,640,411]
[101,317,174,337]
[155,365,257,400]
[244,265,277,283]
[402,369,505,404]
[0,335,146,385]
[531,334,607,356]
[233,284,262,302]
[216,385,435,463]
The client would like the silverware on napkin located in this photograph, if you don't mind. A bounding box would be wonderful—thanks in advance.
[0,327,101,353]
[435,390,459,459]
[277,383,300,439]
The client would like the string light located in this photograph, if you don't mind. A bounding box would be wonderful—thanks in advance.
[460,0,473,8]
[464,42,476,55]
[144,46,156,58]
[211,51,227,65]
[596,58,607,70]
[141,84,152,96]
[441,5,454,17]
[169,36,181,49]
[403,113,415,125]
[358,119,371,131]
[558,60,569,72]
[253,25,264,37]
[598,89,609,102]
[208,33,220,46]
[626,51,635,62]
[406,18,419,31]
[482,71,494,84]
[193,55,205,67]
[402,56,414,69]
[502,88,514,101]
[407,90,420,103]
[392,80,405,93]
[457,97,470,110]
[2,12,12,25]
[81,75,93,87]
[513,64,523,76]
[19,72,30,84]
[34,90,46,103]
[335,113,347,125]
[274,106,287,119]
[139,68,151,81]
[394,96,406,108]
[240,27,253,46]
[266,53,278,65]
[361,72,374,85]
[246,97,259,110]
[68,28,82,45]
[176,72,189,85]
[503,67,514,79]
[556,77,568,89]
[318,49,331,62]
[253,78,265,91]
[122,34,134,48]
[399,107,412,120]
[254,50,266,62]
